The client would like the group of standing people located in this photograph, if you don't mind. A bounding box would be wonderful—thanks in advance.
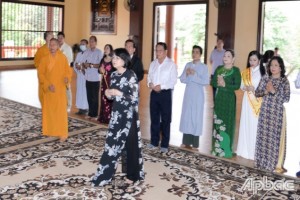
[172,37,290,175]
[72,38,146,186]
[73,38,144,123]
[34,32,145,187]
[207,39,290,174]
[34,31,294,187]
[234,49,290,174]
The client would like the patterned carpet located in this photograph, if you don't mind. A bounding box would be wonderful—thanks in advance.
[0,97,99,151]
[0,97,299,199]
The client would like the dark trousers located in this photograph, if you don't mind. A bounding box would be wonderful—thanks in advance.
[92,122,128,186]
[211,74,216,101]
[92,112,142,186]
[122,112,141,181]
[150,90,172,148]
[86,81,100,117]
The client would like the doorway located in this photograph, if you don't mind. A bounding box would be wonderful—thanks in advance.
[152,2,208,70]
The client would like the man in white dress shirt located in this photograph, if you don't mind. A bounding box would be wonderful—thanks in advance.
[57,32,74,112]
[147,42,178,153]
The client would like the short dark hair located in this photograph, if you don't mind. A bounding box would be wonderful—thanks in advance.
[125,39,136,48]
[267,56,286,78]
[225,49,235,57]
[156,42,167,50]
[192,45,202,55]
[57,31,65,38]
[217,38,224,42]
[89,35,97,42]
[80,39,88,45]
[113,48,131,68]
[43,31,52,40]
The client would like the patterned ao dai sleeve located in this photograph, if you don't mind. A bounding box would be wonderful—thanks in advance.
[115,72,139,106]
[255,75,268,97]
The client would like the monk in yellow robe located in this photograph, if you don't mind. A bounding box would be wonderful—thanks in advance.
[34,31,54,106]
[37,38,72,142]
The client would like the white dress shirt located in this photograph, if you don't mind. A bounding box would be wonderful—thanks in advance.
[60,42,73,64]
[147,57,178,90]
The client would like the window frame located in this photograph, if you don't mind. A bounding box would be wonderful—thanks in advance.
[152,0,209,63]
[257,0,299,52]
[0,0,64,61]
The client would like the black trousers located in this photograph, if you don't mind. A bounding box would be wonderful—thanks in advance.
[211,74,216,101]
[86,80,100,117]
[150,89,172,148]
[122,112,141,181]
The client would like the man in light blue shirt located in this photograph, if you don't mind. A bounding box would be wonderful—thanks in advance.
[209,38,225,99]
[82,36,103,120]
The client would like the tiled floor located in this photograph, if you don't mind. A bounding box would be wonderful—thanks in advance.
[0,68,299,178]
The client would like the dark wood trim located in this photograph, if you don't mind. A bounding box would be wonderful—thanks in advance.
[0,65,35,70]
[257,0,264,51]
[0,1,2,61]
[129,0,144,58]
[165,5,174,58]
[151,4,156,61]
[217,0,236,49]
[1,0,64,7]
[204,0,209,64]
[153,0,207,6]
[260,0,299,2]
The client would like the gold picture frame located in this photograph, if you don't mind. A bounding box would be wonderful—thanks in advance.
[91,0,117,35]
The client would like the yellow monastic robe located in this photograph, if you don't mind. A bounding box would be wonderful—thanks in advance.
[34,44,50,105]
[38,51,72,139]
[34,44,50,68]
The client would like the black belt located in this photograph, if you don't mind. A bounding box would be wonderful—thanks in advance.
[153,89,171,93]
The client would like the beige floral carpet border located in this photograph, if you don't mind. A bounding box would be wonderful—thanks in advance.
[0,98,299,199]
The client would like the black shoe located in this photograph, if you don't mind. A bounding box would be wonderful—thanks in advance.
[75,109,84,115]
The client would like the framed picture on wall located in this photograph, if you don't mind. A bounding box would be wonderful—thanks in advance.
[91,0,117,34]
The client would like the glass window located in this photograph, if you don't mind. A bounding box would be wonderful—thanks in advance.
[0,1,63,60]
[259,0,300,76]
[153,2,207,70]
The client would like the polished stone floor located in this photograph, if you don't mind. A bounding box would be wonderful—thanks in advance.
[0,68,299,178]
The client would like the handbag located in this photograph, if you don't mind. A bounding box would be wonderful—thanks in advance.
[295,71,300,89]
